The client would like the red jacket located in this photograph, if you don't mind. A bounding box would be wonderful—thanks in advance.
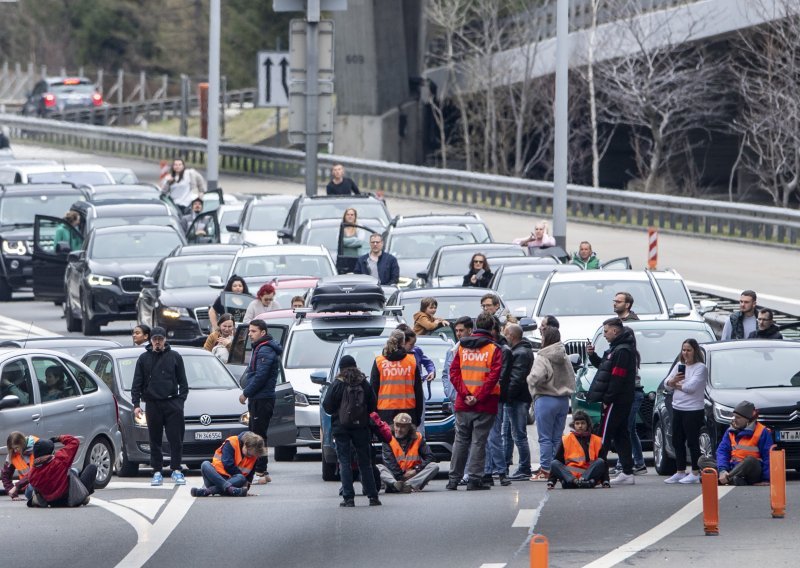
[28,435,79,503]
[448,331,503,414]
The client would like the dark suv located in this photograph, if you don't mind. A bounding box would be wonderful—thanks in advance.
[278,194,391,243]
[0,183,89,300]
[21,77,108,121]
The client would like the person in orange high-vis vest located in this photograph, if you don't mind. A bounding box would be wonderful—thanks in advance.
[2,432,38,500]
[376,413,440,493]
[547,411,609,489]
[191,432,265,497]
[370,330,423,426]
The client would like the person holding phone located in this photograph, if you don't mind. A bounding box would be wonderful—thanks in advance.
[463,253,492,288]
[663,339,708,484]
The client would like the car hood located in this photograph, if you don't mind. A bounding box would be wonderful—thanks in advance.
[397,258,428,280]
[242,230,279,246]
[0,226,33,241]
[87,258,160,277]
[158,287,219,308]
[710,387,800,413]
[285,367,325,399]
[184,388,245,416]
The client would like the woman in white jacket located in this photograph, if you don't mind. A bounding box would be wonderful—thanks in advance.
[162,158,206,214]
[527,327,576,481]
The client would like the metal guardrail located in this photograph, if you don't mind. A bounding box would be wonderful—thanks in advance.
[2,114,799,247]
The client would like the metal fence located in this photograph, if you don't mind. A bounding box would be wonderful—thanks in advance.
[2,114,799,246]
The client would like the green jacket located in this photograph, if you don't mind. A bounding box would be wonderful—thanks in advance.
[571,252,600,270]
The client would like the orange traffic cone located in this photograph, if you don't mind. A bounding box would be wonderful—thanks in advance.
[530,534,548,568]
[770,445,786,519]
[701,467,719,536]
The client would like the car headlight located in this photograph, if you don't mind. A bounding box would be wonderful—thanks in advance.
[713,402,734,423]
[2,240,27,256]
[87,274,115,286]
[397,276,412,288]
[240,411,250,426]
[294,392,310,407]
[134,412,147,427]
[161,306,189,318]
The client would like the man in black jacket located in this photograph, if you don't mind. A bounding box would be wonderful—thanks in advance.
[377,413,439,493]
[353,234,400,286]
[325,164,360,195]
[502,323,534,480]
[131,327,189,487]
[748,309,783,339]
[586,318,638,486]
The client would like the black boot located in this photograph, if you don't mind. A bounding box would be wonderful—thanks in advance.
[499,474,512,487]
[466,478,491,491]
[446,480,459,491]
[481,474,495,487]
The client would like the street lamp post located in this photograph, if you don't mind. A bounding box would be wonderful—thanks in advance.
[552,0,569,249]
[207,0,221,192]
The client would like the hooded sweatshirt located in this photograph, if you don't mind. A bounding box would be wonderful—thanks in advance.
[323,368,377,434]
[131,343,189,407]
[370,348,424,425]
[448,330,503,414]
[27,435,79,503]
[748,325,783,340]
[527,342,576,399]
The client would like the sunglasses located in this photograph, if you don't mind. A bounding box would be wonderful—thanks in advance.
[473,260,485,264]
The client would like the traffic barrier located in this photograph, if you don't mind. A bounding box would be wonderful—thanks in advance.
[770,445,786,518]
[530,534,548,567]
[701,467,719,536]
[159,159,170,185]
[647,227,658,269]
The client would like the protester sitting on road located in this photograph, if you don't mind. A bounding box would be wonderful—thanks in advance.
[27,435,95,508]
[720,290,758,340]
[517,220,556,252]
[377,413,439,493]
[571,241,600,270]
[244,283,282,323]
[41,365,69,402]
[463,253,493,288]
[132,324,151,346]
[442,316,473,404]
[209,275,250,328]
[698,401,773,486]
[2,432,37,500]
[291,295,306,309]
[371,330,423,426]
[663,339,708,485]
[413,297,450,336]
[191,432,265,497]
[203,313,235,363]
[548,411,609,489]
[748,308,783,339]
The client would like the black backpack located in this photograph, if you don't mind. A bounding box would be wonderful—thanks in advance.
[338,381,368,427]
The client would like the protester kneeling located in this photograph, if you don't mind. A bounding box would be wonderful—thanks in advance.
[27,435,95,508]
[548,411,609,489]
[377,413,439,493]
[191,432,265,497]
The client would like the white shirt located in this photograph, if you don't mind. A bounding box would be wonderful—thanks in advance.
[666,361,707,411]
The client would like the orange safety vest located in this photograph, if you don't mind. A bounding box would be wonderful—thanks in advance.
[562,433,602,478]
[389,432,422,472]
[730,422,767,463]
[458,343,500,396]
[10,435,38,481]
[376,354,417,410]
[212,435,257,478]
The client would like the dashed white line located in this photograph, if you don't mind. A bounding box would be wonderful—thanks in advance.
[512,508,537,528]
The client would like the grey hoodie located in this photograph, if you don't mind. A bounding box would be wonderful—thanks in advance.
[527,342,576,399]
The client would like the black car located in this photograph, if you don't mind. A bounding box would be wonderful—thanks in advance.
[21,76,108,121]
[0,337,122,358]
[0,183,90,300]
[415,242,526,288]
[63,225,187,335]
[652,339,800,475]
[136,254,235,344]
[386,212,493,243]
[278,194,391,243]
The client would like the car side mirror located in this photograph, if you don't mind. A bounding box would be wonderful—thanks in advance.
[141,277,156,288]
[0,395,21,410]
[669,303,691,318]
[310,370,329,385]
[519,317,536,332]
[277,229,293,241]
[416,271,428,280]
[67,250,84,262]
[698,299,718,315]
[208,275,224,289]
[226,223,240,233]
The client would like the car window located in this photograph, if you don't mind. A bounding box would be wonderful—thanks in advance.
[32,356,79,402]
[400,296,496,323]
[220,208,242,229]
[163,258,233,289]
[437,248,523,277]
[467,223,491,243]
[592,328,715,364]
[657,278,692,309]
[0,194,84,225]
[390,232,476,260]
[91,215,176,230]
[90,230,183,260]
[285,327,387,368]
[233,254,334,279]
[496,272,549,301]
[90,355,115,390]
[246,203,292,231]
[60,358,98,394]
[0,359,34,407]
[538,280,661,316]
[117,355,238,390]
[708,347,800,389]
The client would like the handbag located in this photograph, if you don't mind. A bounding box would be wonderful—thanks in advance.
[67,469,90,507]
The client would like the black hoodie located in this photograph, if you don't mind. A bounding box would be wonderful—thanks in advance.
[587,327,637,406]
[370,348,424,425]
[322,368,377,434]
[506,338,534,403]
[131,343,189,407]
[748,325,783,340]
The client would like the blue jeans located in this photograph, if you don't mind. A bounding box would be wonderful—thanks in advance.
[333,428,378,500]
[483,406,506,476]
[503,408,513,467]
[534,396,569,472]
[628,390,645,469]
[200,461,247,494]
[504,401,532,474]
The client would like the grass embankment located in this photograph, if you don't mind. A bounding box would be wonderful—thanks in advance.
[142,107,284,145]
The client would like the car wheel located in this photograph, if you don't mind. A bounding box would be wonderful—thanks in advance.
[81,295,101,336]
[0,278,12,302]
[653,420,677,476]
[64,300,81,332]
[322,459,339,482]
[274,446,297,462]
[117,447,139,477]
[85,437,114,489]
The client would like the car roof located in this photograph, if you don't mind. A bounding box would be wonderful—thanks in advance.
[236,244,329,257]
[296,194,382,202]
[620,320,714,330]
[172,244,242,256]
[498,264,578,274]
[396,286,495,299]
[74,201,172,216]
[339,335,453,347]
[298,218,383,228]
[1,163,110,174]
[0,184,86,196]
[92,224,180,235]
[438,242,521,252]
[388,224,474,235]
[0,337,122,347]
[701,339,799,352]
[162,254,234,265]
[0,347,84,359]
[547,270,652,283]
[89,184,159,193]
[84,346,218,357]
[249,195,297,205]
[293,314,399,329]
[390,213,482,226]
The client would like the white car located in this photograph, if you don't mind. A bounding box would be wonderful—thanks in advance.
[224,244,337,292]
[226,195,296,246]
[0,163,115,186]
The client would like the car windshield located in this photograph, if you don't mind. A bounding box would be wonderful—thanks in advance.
[51,83,95,94]
[305,221,382,254]
[340,342,452,380]
[118,354,238,390]
[219,209,242,230]
[246,203,291,231]
[537,280,661,316]
[390,232,477,260]
[162,258,233,289]
[90,230,183,260]
[591,327,715,364]
[708,346,800,390]
[285,327,386,368]
[27,172,111,185]
[466,224,491,243]
[496,272,550,301]
[233,254,334,279]
[91,215,176,230]
[437,248,524,277]
[274,285,313,307]
[0,194,84,225]
[657,278,692,309]
[399,295,497,322]
[297,201,389,226]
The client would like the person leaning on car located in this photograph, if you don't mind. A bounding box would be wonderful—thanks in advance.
[353,233,399,286]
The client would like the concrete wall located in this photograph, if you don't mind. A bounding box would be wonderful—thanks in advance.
[333,99,422,163]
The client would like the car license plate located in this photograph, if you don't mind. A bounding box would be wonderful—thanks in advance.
[195,431,222,440]
[777,429,800,442]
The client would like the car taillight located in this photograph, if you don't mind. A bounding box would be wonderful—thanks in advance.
[112,394,120,426]
[92,92,103,106]
[43,93,57,108]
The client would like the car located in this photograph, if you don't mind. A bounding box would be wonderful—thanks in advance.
[224,244,337,292]
[270,276,319,308]
[0,337,122,358]
[167,243,244,258]
[85,183,175,208]
[278,194,392,243]
[383,224,478,288]
[62,225,187,335]
[652,339,800,475]
[489,263,581,318]
[488,255,562,269]
[386,212,493,242]
[0,183,90,301]
[136,254,235,344]
[216,202,246,244]
[0,163,115,186]
[80,346,296,476]
[20,76,108,120]
[226,194,296,246]
[105,167,138,184]
[312,334,456,481]
[0,347,122,489]
[571,319,717,447]
[295,217,383,261]
[415,242,527,288]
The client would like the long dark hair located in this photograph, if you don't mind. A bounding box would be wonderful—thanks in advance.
[224,274,249,295]
[468,252,491,274]
[169,158,186,183]
[680,338,705,364]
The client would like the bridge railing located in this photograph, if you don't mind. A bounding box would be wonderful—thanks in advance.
[2,114,798,247]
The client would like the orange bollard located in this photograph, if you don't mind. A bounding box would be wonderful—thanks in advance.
[770,445,786,518]
[701,467,719,536]
[530,534,549,568]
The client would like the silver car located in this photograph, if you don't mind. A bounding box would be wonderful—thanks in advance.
[0,348,122,489]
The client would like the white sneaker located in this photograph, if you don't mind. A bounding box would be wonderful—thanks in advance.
[252,473,271,485]
[664,472,687,484]
[610,472,635,485]
[678,472,701,484]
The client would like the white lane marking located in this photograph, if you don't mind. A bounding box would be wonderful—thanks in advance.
[513,491,550,557]
[582,486,734,568]
[111,498,167,521]
[0,314,53,338]
[479,564,507,568]
[513,508,537,528]
[105,481,172,491]
[686,280,800,308]
[93,486,194,568]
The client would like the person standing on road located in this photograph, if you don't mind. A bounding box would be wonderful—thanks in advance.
[132,324,151,347]
[586,318,638,485]
[191,432,266,497]
[446,312,503,491]
[326,163,360,195]
[371,330,423,426]
[748,308,783,339]
[527,327,576,482]
[442,316,473,404]
[131,327,189,487]
[463,253,493,288]
[353,234,400,286]
[239,319,283,485]
[2,432,37,501]
[322,355,381,507]
[482,318,512,487]
[571,241,600,270]
[377,413,439,493]
[662,339,708,484]
[502,323,534,481]
[162,158,206,214]
[53,210,83,252]
[26,435,95,508]
[720,290,758,340]
[548,411,609,489]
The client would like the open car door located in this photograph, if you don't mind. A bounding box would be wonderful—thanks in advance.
[601,257,632,270]
[186,211,220,244]
[32,215,83,302]
[336,222,378,274]
[219,291,256,324]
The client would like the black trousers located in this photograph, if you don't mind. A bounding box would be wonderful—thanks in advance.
[601,401,633,474]
[248,397,275,474]
[145,398,185,473]
[671,408,705,471]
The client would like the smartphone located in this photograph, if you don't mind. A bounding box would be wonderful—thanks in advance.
[678,363,686,373]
